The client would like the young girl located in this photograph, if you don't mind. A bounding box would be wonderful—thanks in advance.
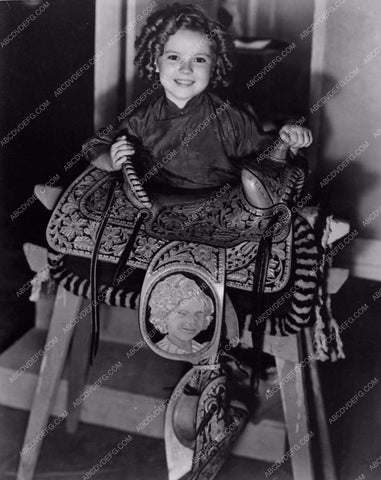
[84,3,312,190]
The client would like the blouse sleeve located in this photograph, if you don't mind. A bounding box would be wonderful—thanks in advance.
[225,101,277,159]
[82,117,140,162]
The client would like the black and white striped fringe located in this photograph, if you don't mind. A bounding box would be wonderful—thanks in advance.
[47,254,140,309]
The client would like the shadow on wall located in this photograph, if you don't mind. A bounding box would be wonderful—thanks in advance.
[310,72,380,234]
[0,0,95,243]
[0,0,95,350]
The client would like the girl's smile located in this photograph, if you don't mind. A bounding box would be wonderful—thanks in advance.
[174,79,195,87]
[156,28,215,109]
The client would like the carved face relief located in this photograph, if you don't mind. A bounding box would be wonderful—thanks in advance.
[166,298,208,350]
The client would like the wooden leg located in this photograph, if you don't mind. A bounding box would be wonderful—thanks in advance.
[303,328,338,480]
[17,286,81,480]
[275,354,315,480]
[66,299,92,433]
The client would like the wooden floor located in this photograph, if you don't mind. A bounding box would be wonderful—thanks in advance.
[0,404,294,480]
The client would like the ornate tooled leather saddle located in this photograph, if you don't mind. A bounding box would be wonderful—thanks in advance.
[46,155,314,480]
[47,158,304,293]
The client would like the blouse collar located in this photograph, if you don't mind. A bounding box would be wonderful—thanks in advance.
[156,91,207,119]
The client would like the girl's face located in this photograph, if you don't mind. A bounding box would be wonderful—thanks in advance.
[167,298,207,342]
[156,28,215,109]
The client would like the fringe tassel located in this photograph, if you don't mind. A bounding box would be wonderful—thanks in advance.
[29,268,57,302]
[313,284,329,361]
[312,215,345,362]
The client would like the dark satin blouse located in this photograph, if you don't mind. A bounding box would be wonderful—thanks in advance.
[84,90,276,189]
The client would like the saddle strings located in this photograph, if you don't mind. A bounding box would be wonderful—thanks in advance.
[90,174,119,364]
[112,208,151,287]
[90,176,151,364]
[250,211,283,392]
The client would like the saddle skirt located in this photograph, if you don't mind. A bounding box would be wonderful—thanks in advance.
[46,165,298,293]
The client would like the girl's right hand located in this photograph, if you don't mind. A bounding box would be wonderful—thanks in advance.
[110,135,135,170]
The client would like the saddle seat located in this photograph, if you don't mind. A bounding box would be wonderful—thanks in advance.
[123,157,304,248]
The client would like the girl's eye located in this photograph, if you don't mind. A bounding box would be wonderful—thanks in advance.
[178,310,187,316]
[167,55,179,61]
[194,57,206,63]
[194,312,205,321]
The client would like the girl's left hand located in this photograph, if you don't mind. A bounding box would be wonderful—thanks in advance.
[279,124,313,155]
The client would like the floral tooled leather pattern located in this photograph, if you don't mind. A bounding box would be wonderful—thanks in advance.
[146,188,291,246]
[46,167,291,291]
[47,168,165,264]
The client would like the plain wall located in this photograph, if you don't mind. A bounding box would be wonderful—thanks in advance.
[254,0,315,117]
[312,0,381,240]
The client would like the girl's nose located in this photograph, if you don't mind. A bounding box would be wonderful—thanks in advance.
[179,59,193,73]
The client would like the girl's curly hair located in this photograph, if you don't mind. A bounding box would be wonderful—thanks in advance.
[134,3,235,88]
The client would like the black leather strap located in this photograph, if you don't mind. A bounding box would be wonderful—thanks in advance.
[90,175,119,364]
[250,211,282,391]
[90,174,150,364]
[112,208,151,287]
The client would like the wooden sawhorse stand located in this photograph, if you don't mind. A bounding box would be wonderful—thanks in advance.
[15,282,337,480]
